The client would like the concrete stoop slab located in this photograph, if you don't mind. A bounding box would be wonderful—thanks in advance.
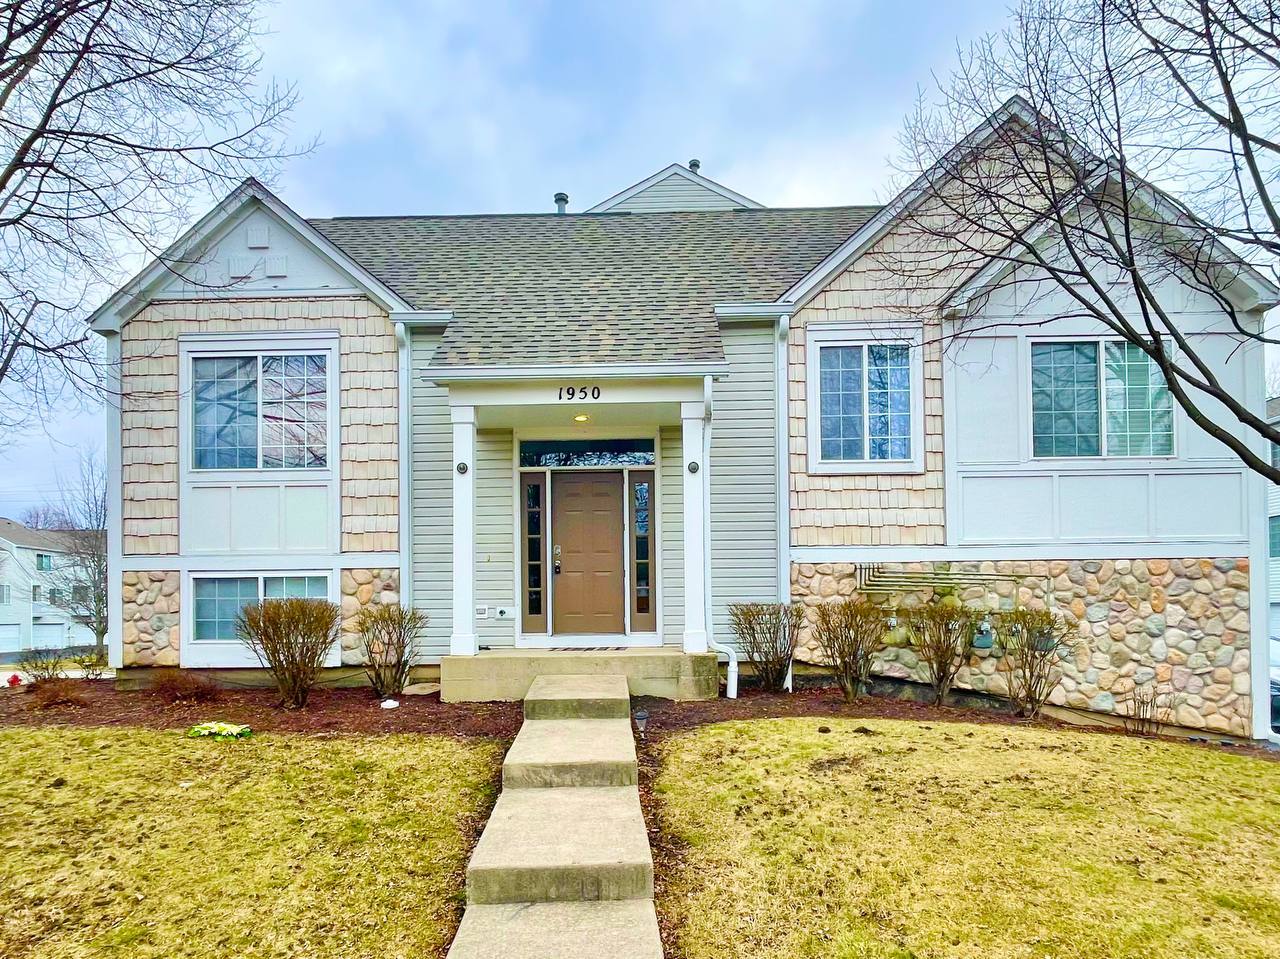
[503,718,638,788]
[447,901,663,959]
[466,785,654,904]
[523,674,631,720]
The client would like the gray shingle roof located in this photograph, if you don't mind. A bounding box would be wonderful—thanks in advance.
[309,206,879,368]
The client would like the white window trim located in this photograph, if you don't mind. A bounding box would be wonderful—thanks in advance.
[804,323,926,475]
[1027,336,1178,462]
[178,331,340,483]
[181,568,340,668]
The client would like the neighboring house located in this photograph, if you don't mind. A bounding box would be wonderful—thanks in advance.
[0,518,96,655]
[90,98,1279,739]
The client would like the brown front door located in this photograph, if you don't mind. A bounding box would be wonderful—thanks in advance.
[552,471,625,634]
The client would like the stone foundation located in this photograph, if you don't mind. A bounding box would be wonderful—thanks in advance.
[121,570,180,666]
[792,559,1253,737]
[338,568,401,665]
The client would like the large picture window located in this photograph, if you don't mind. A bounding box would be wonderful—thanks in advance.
[192,574,329,642]
[192,353,329,470]
[1031,341,1173,458]
[809,333,919,471]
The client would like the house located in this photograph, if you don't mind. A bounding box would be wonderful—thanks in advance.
[0,518,97,656]
[90,101,1278,739]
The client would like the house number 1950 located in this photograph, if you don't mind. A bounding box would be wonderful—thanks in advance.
[558,385,601,401]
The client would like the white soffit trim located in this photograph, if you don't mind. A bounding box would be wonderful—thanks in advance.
[585,162,764,213]
[422,361,729,383]
[391,309,453,328]
[88,177,415,333]
[714,302,796,320]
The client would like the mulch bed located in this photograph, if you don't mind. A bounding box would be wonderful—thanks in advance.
[0,680,522,739]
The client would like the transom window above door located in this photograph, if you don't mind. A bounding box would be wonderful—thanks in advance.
[1031,341,1174,458]
[805,326,924,474]
[192,353,330,470]
[519,438,655,468]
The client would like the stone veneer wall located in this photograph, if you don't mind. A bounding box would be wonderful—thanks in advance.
[121,571,180,666]
[792,559,1253,737]
[338,568,401,666]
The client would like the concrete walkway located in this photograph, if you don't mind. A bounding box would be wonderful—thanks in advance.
[448,675,663,959]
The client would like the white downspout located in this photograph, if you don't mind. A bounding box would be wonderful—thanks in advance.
[777,314,793,693]
[701,373,737,698]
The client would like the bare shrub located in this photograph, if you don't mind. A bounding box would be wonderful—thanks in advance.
[993,608,1075,719]
[70,651,107,681]
[236,598,339,709]
[357,604,429,698]
[903,601,982,705]
[729,602,804,692]
[1122,685,1183,737]
[17,648,65,684]
[30,679,87,709]
[149,672,224,705]
[813,599,888,703]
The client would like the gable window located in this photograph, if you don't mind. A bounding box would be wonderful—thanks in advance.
[806,327,923,473]
[0,585,10,604]
[192,573,329,642]
[35,553,52,571]
[1031,341,1173,458]
[192,353,329,470]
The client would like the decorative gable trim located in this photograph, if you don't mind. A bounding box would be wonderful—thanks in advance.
[89,178,415,333]
[585,162,764,213]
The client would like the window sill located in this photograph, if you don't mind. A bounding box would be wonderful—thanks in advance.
[808,459,925,476]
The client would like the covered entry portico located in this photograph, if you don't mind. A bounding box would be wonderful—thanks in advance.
[441,372,716,686]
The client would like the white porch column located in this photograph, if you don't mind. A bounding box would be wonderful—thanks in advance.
[450,405,478,656]
[681,400,709,653]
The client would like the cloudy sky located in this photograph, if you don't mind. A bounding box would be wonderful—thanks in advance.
[0,0,1014,518]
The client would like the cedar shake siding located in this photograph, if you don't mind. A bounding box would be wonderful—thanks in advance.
[119,296,398,555]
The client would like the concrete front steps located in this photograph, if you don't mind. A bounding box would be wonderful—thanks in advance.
[448,674,662,959]
[441,648,718,702]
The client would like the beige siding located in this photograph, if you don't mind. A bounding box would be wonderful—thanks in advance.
[660,426,684,643]
[789,216,949,546]
[475,429,516,646]
[609,173,744,213]
[119,296,398,554]
[711,323,779,641]
[409,329,452,655]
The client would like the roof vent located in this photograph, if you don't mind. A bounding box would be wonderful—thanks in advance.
[554,191,569,214]
[688,159,701,174]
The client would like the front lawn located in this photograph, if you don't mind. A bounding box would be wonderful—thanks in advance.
[653,718,1280,959]
[0,726,502,958]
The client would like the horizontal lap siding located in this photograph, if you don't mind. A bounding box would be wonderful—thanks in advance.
[610,173,742,213]
[476,430,515,646]
[711,324,779,644]
[409,330,451,656]
[660,426,684,644]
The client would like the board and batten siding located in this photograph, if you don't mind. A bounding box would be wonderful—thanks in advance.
[608,173,743,213]
[409,329,451,656]
[659,426,684,644]
[710,323,779,644]
[476,429,516,646]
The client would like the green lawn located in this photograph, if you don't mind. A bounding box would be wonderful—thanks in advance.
[654,718,1280,959]
[0,727,502,959]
